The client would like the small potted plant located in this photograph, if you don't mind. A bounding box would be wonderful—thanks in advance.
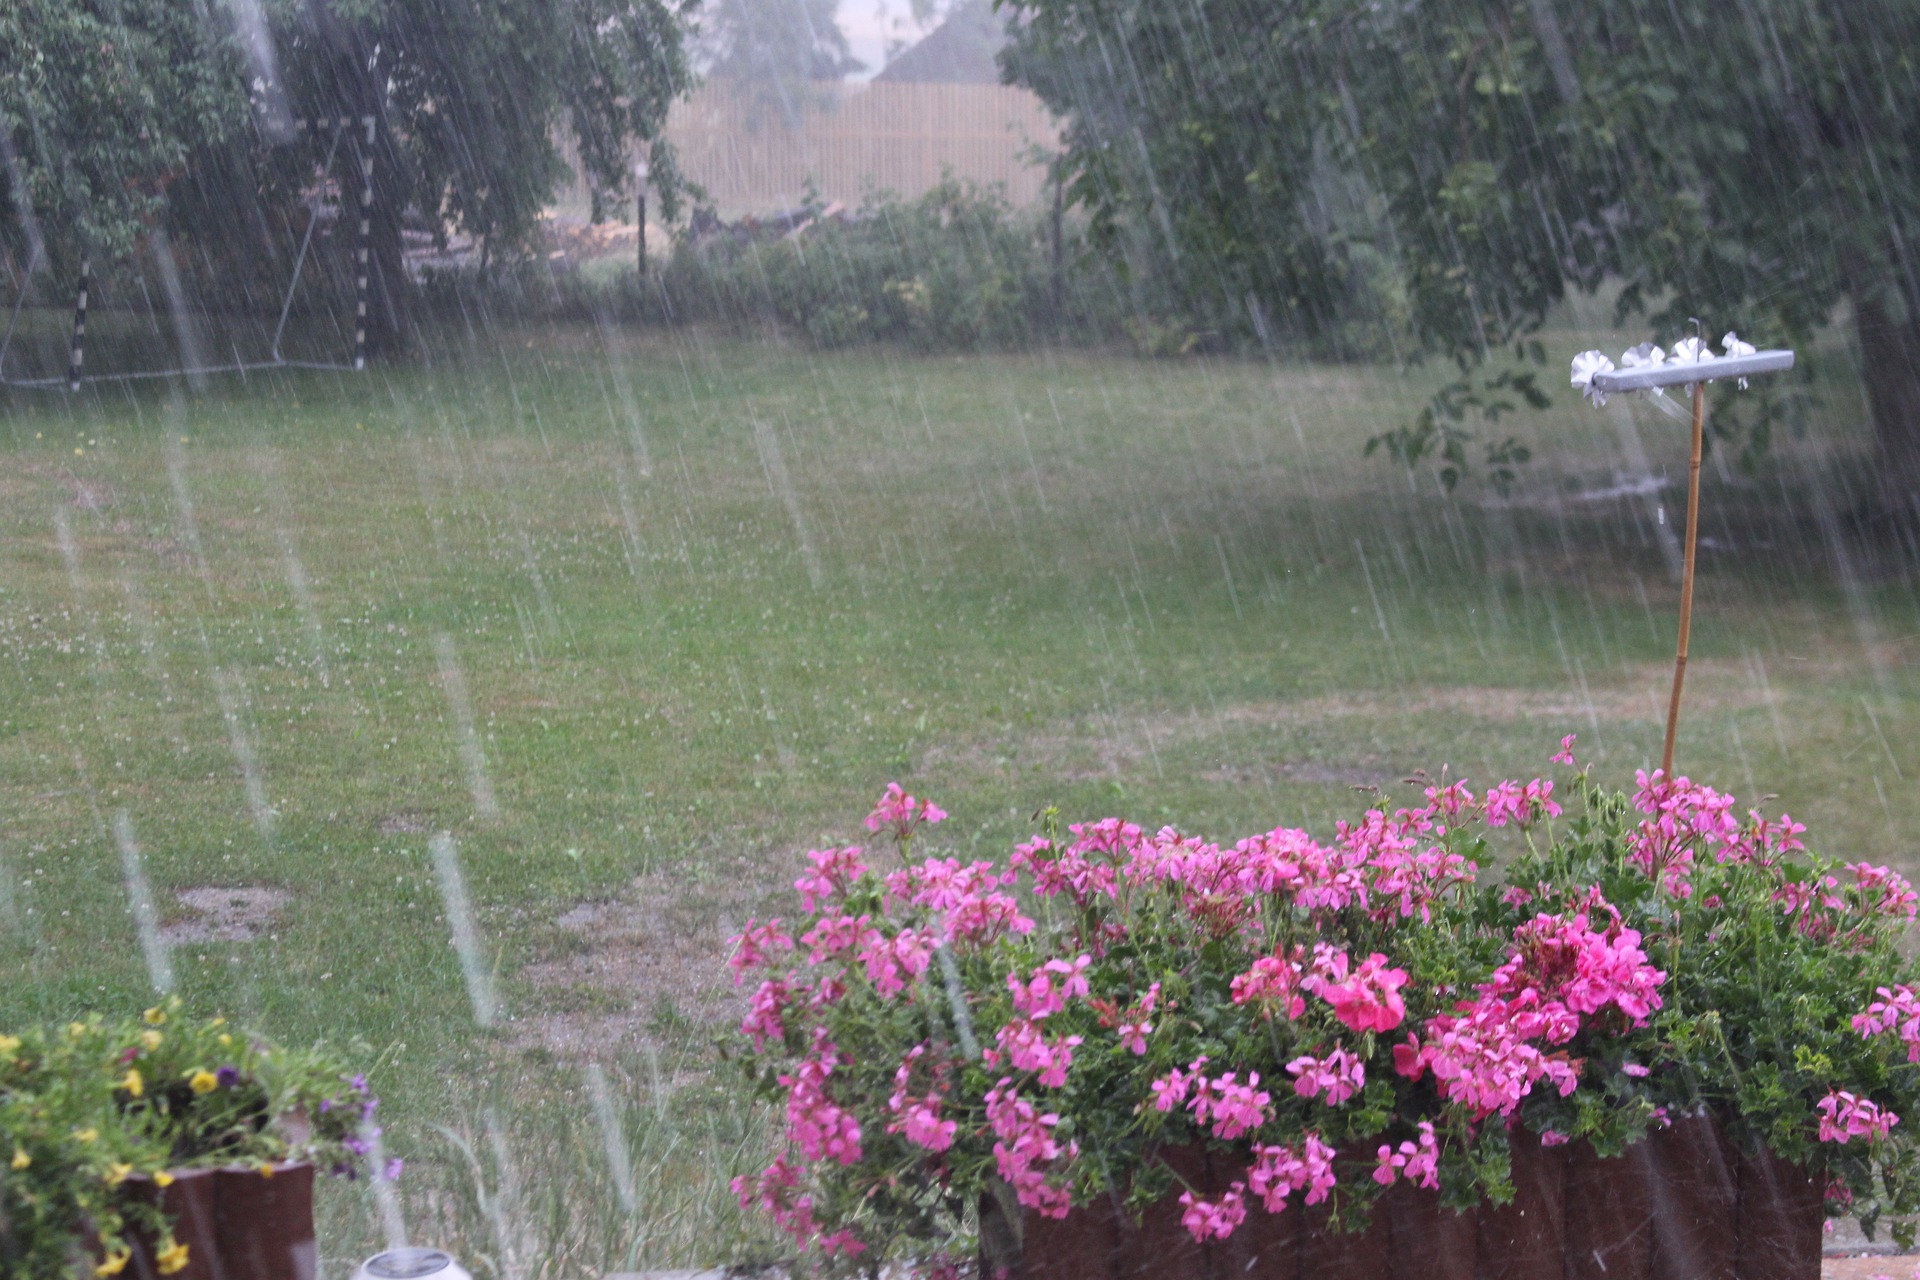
[0,1000,393,1279]
[727,754,1920,1278]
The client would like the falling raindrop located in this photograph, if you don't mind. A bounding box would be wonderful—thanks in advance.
[586,1062,638,1215]
[429,832,498,1026]
[113,811,174,995]
[433,633,500,822]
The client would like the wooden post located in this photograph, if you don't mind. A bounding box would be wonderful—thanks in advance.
[1050,159,1065,320]
[66,257,89,391]
[637,187,647,278]
[1660,380,1706,777]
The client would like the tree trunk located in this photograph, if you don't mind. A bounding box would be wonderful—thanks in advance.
[1853,282,1920,514]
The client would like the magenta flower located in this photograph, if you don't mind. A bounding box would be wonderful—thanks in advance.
[1318,952,1410,1034]
[727,918,795,984]
[1817,1090,1898,1144]
[1178,1181,1248,1241]
[865,782,947,843]
[1286,1047,1365,1106]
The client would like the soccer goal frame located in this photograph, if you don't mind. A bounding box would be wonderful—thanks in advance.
[0,114,376,391]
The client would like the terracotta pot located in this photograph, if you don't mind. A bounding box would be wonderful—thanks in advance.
[127,1168,220,1280]
[1562,1140,1654,1280]
[1650,1112,1737,1280]
[1733,1141,1822,1280]
[1476,1128,1565,1280]
[215,1162,317,1280]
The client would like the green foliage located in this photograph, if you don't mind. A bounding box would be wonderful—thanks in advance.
[0,0,248,269]
[1001,0,1920,483]
[0,998,381,1278]
[597,178,1140,349]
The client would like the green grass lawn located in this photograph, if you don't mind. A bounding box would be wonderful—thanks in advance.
[1,321,1914,1275]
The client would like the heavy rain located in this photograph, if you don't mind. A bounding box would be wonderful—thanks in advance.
[3,2,1918,1278]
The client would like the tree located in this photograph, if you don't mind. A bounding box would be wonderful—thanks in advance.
[699,0,862,127]
[1001,0,1920,506]
[3,0,696,356]
[1,0,247,273]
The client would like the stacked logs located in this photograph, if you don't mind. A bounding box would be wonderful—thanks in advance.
[991,1119,1823,1280]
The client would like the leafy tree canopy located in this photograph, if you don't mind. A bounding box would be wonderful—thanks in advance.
[1001,0,1920,500]
[3,0,695,347]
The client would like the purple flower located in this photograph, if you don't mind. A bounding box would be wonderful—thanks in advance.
[215,1065,240,1087]
[360,1097,379,1120]
[382,1158,405,1181]
[343,1136,371,1157]
[319,1098,334,1113]
[350,1073,369,1093]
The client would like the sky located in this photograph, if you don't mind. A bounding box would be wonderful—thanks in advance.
[839,0,939,79]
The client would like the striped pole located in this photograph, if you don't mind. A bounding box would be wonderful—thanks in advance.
[354,116,374,370]
[66,258,89,391]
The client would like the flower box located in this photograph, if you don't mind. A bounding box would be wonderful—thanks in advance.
[728,763,1920,1274]
[126,1163,316,1280]
[998,1122,1821,1280]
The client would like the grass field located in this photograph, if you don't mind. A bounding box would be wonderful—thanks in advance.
[2,319,1916,1275]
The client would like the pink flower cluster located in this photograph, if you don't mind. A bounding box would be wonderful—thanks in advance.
[1286,1047,1366,1106]
[794,846,867,912]
[1854,985,1920,1063]
[887,1045,957,1152]
[985,1080,1076,1217]
[1487,909,1666,1024]
[1373,1122,1440,1188]
[1395,995,1580,1119]
[886,856,1034,944]
[781,1035,863,1166]
[1315,951,1410,1033]
[989,1017,1083,1088]
[727,918,795,984]
[733,1157,862,1255]
[1817,1090,1899,1144]
[1178,1183,1248,1240]
[1482,779,1562,828]
[1231,950,1306,1019]
[866,782,947,843]
[1247,1135,1338,1211]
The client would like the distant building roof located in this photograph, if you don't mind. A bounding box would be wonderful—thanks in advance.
[873,0,1008,85]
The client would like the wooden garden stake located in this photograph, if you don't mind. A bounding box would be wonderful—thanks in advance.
[1661,380,1706,777]
[1582,341,1795,778]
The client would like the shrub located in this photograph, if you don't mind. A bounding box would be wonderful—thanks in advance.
[0,1000,385,1277]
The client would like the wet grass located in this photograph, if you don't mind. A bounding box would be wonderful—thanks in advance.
[0,322,1915,1275]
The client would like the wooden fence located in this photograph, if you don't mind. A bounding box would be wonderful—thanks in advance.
[555,81,1061,219]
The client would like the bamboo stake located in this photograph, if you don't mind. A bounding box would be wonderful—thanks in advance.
[1661,380,1706,778]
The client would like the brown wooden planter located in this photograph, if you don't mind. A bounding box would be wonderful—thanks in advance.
[1003,1126,1823,1280]
[128,1161,316,1280]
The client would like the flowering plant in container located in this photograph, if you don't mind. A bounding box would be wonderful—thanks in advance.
[728,753,1920,1271]
[0,998,388,1278]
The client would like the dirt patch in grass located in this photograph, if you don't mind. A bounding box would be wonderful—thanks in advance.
[162,886,291,943]
[511,858,790,1061]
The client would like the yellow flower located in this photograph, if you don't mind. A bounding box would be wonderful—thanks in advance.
[73,1128,98,1144]
[120,1069,144,1097]
[141,1030,163,1052]
[0,1034,19,1057]
[143,1007,167,1026]
[10,1146,29,1170]
[188,1070,218,1095]
[68,1022,88,1038]
[154,1171,175,1188]
[155,1241,190,1275]
[259,1162,275,1178]
[208,1016,226,1028]
[216,1034,232,1047]
[95,1249,130,1277]
[105,1162,134,1186]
